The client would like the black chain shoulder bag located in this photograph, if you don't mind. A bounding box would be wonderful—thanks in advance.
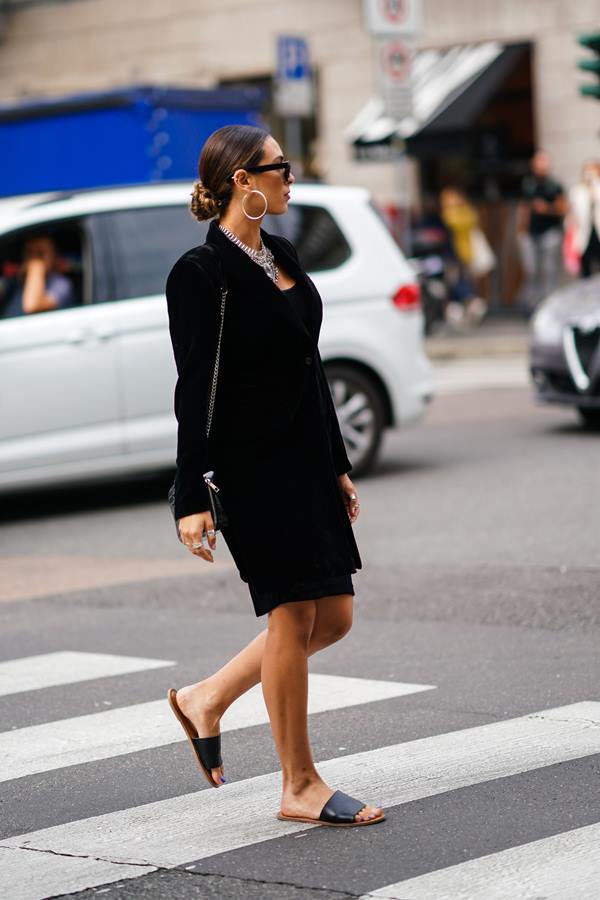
[168,244,230,541]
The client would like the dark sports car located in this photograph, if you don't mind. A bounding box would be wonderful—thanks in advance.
[530,274,600,427]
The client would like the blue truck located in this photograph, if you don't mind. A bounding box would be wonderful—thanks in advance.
[1,83,267,198]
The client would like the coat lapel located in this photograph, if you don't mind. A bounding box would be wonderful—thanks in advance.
[205,220,318,347]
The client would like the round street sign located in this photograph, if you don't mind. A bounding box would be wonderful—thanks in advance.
[380,38,412,83]
[380,0,409,24]
[364,0,421,36]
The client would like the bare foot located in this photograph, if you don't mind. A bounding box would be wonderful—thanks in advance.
[281,778,383,823]
[176,681,225,787]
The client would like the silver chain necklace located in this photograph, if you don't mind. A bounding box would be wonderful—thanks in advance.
[218,224,279,284]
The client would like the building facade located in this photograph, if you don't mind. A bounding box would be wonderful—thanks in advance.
[0,0,598,203]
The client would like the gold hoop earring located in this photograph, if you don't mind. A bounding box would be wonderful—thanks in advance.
[242,189,268,220]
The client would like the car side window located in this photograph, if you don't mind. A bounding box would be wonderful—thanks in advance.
[0,222,84,320]
[100,207,208,301]
[263,204,351,272]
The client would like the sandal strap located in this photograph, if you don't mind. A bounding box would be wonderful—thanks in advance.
[192,735,222,770]
[319,789,365,824]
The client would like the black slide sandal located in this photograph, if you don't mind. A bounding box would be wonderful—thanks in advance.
[167,688,223,788]
[277,789,385,827]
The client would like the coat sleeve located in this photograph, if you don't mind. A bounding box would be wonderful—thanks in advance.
[165,255,219,519]
[315,348,353,477]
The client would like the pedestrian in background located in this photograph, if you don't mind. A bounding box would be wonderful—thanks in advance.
[566,159,600,279]
[439,186,489,329]
[516,150,567,313]
[165,124,384,829]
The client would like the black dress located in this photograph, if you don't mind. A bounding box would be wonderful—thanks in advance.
[166,223,362,617]
[245,279,355,617]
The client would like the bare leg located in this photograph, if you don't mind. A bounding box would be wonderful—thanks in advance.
[176,594,352,785]
[261,598,383,823]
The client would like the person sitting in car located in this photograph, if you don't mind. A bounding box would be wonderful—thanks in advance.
[0,233,76,319]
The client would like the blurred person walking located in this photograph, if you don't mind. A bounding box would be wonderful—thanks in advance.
[516,150,567,313]
[409,193,455,332]
[439,187,489,329]
[566,159,600,279]
[165,124,384,829]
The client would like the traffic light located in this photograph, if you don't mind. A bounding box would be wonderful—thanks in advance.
[578,32,600,99]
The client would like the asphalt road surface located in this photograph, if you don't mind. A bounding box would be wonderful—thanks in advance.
[1,356,599,900]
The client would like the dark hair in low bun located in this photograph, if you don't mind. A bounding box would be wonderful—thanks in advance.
[190,181,222,221]
[189,124,269,222]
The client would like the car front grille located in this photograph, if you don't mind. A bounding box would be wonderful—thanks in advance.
[573,327,600,374]
[546,371,577,394]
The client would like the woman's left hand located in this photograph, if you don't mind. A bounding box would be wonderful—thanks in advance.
[338,473,360,524]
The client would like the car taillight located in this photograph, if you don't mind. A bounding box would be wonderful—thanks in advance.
[392,283,421,311]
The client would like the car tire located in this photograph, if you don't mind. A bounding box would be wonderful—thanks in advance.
[577,407,600,428]
[324,363,386,477]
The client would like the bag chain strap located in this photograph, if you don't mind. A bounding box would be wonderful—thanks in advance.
[205,283,227,439]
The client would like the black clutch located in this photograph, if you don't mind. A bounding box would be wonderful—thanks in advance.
[168,470,229,542]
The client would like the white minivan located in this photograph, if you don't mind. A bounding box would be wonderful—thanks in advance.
[0,182,432,495]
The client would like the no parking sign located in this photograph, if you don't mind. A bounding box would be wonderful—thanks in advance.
[363,0,422,35]
[380,38,412,85]
[363,0,420,119]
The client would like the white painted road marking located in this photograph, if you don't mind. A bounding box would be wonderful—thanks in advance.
[0,674,435,781]
[360,821,600,900]
[0,651,174,698]
[433,357,529,395]
[2,702,599,900]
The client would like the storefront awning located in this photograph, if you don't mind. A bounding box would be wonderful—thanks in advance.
[345,41,528,148]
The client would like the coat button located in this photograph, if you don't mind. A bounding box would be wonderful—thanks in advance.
[304,355,313,365]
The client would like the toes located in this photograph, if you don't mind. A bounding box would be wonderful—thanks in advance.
[355,804,382,821]
[212,766,226,785]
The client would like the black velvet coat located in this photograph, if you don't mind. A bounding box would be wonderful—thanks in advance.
[165,218,362,588]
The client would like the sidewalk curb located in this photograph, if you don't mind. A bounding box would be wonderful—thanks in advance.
[425,336,530,360]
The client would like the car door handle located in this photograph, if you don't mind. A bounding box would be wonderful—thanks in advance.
[64,329,87,344]
[93,327,115,340]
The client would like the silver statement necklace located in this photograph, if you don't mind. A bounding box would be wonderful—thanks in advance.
[218,224,279,284]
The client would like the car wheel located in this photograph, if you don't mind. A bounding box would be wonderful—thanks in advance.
[577,407,600,428]
[324,364,386,477]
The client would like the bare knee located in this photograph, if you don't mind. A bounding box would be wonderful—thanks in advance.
[267,600,317,647]
[318,614,353,646]
[311,595,353,647]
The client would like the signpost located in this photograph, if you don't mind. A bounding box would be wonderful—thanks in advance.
[362,0,422,250]
[363,0,421,120]
[378,36,414,120]
[274,35,313,117]
[274,35,313,166]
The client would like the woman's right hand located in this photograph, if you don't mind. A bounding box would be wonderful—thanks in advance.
[178,511,217,562]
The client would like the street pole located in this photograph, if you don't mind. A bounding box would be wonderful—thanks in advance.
[284,116,303,169]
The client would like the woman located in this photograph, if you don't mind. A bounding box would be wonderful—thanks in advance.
[165,124,384,828]
[440,187,488,328]
[567,159,600,279]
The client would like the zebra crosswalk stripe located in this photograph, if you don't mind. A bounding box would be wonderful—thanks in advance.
[359,821,600,900]
[0,651,174,697]
[1,701,599,900]
[0,674,435,782]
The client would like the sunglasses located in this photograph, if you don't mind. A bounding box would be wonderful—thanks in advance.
[226,161,292,183]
